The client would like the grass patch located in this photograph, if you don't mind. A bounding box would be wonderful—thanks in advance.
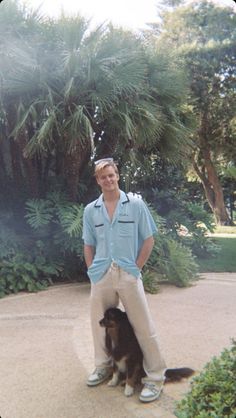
[214,225,236,234]
[197,236,236,272]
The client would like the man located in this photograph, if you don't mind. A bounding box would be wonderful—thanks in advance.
[82,158,166,403]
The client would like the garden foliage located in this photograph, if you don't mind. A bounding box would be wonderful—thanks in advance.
[175,341,236,418]
[0,193,85,297]
[0,195,199,297]
[144,205,199,288]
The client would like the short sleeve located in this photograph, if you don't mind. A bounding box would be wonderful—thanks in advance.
[82,206,96,247]
[138,200,158,240]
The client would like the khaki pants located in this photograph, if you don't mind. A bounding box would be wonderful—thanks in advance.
[90,262,166,382]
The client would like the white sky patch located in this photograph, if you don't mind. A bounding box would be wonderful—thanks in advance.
[22,0,161,29]
[21,0,236,30]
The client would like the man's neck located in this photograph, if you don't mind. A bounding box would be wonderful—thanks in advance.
[102,189,120,203]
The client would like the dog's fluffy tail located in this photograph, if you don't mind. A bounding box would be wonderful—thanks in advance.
[165,367,194,382]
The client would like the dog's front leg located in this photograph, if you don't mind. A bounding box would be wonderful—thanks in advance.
[124,383,134,397]
[124,370,135,396]
[107,365,120,387]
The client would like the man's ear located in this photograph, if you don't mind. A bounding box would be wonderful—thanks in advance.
[96,176,101,187]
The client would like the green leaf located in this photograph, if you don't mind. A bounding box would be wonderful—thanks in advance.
[57,203,84,237]
[25,199,54,229]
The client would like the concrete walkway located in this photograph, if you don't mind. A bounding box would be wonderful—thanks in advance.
[0,273,235,418]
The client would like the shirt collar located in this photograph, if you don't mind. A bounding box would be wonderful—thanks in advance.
[94,190,129,208]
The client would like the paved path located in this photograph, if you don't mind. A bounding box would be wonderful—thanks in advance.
[0,273,235,418]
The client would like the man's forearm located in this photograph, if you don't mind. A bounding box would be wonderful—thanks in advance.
[136,236,154,270]
[84,245,95,268]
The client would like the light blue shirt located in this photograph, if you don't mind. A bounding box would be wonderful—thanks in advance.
[82,190,157,283]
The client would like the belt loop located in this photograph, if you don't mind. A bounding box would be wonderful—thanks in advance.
[111,261,119,269]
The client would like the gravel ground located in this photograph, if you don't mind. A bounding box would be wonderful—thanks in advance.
[0,272,235,418]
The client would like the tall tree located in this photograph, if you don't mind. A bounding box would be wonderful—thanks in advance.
[0,1,193,202]
[156,0,236,224]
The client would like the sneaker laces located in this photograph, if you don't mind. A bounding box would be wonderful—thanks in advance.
[143,382,163,394]
[93,368,108,378]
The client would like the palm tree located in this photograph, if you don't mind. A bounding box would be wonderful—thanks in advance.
[0,2,192,202]
[0,0,47,196]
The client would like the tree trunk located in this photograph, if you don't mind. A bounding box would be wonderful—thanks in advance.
[64,151,80,201]
[9,137,23,188]
[193,153,231,225]
[0,143,7,181]
[19,130,39,197]
[192,110,232,225]
[6,104,24,188]
[64,139,91,201]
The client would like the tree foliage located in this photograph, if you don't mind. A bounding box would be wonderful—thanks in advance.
[155,0,236,224]
[0,0,192,203]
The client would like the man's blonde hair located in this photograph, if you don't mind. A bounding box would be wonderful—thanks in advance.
[94,160,119,178]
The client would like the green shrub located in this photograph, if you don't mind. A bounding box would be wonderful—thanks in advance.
[146,182,219,258]
[0,195,199,296]
[0,193,86,297]
[0,252,61,298]
[175,342,236,418]
[0,215,25,258]
[161,238,198,287]
[142,269,160,294]
[25,192,85,278]
[166,202,218,258]
[146,236,198,288]
[144,205,199,289]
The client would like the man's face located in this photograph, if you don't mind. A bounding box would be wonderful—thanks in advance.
[96,165,119,193]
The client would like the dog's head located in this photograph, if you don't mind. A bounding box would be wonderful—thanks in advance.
[99,308,127,329]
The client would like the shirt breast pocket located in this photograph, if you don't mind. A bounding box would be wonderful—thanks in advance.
[94,223,105,239]
[118,220,135,237]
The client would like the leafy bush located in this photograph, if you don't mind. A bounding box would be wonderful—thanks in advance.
[144,205,199,288]
[25,194,84,251]
[175,342,236,418]
[0,193,199,296]
[0,251,61,298]
[25,192,86,279]
[161,238,198,287]
[25,196,199,293]
[146,236,198,288]
[140,169,219,258]
[142,269,160,294]
[162,201,218,258]
[0,221,24,258]
[179,202,220,258]
[0,193,86,297]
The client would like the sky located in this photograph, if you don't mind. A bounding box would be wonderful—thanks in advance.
[20,0,236,30]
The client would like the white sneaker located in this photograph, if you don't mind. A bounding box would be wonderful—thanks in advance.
[87,368,111,386]
[139,381,164,403]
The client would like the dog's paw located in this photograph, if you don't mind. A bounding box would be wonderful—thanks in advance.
[108,375,119,387]
[124,383,134,397]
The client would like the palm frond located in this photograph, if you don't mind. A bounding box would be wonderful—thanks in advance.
[25,111,57,157]
[64,77,75,101]
[64,105,93,152]
[10,100,41,138]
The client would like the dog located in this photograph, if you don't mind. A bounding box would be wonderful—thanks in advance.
[99,307,194,397]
